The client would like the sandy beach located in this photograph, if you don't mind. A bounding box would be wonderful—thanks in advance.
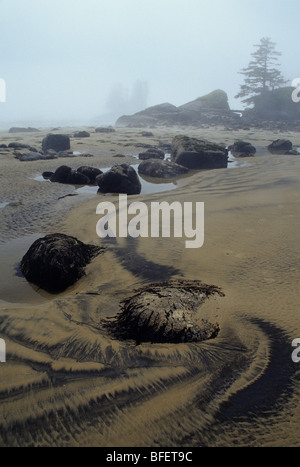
[0,124,299,447]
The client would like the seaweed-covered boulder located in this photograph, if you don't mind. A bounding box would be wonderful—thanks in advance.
[229,141,256,157]
[171,135,228,169]
[267,139,293,153]
[138,159,189,178]
[104,280,224,344]
[77,166,103,184]
[42,134,71,153]
[20,233,102,293]
[96,164,141,195]
[50,165,90,185]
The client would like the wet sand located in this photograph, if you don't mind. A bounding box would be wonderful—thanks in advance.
[0,125,299,447]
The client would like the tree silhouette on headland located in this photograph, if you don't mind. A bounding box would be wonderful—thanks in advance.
[236,37,287,107]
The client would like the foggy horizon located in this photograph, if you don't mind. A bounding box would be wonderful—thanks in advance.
[0,0,299,129]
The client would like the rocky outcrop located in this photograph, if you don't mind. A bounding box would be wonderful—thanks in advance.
[171,135,228,169]
[116,90,240,127]
[229,141,256,157]
[96,164,141,195]
[138,159,189,178]
[20,233,102,293]
[104,280,224,344]
[42,134,71,153]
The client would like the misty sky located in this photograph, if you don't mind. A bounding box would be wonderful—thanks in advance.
[0,0,299,127]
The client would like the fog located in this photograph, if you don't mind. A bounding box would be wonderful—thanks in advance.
[0,0,299,128]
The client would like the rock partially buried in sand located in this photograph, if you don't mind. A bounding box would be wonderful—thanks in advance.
[96,163,141,195]
[171,135,228,170]
[21,233,103,293]
[74,131,90,138]
[104,280,224,344]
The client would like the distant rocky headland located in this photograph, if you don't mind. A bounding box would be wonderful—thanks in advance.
[115,88,300,131]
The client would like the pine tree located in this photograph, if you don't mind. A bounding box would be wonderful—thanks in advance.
[235,37,287,106]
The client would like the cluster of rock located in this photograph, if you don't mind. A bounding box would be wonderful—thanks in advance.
[44,165,103,185]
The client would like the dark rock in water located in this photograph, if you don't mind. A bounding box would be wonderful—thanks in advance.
[229,141,256,157]
[42,171,54,179]
[77,166,103,184]
[138,148,165,160]
[50,165,90,185]
[42,134,71,153]
[138,159,189,178]
[20,233,102,293]
[171,135,228,169]
[74,131,90,138]
[104,279,224,344]
[9,127,40,133]
[14,151,57,161]
[268,139,293,153]
[95,126,115,133]
[96,164,141,195]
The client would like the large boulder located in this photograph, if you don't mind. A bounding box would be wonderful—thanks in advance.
[42,134,71,153]
[104,280,224,344]
[268,139,293,153]
[50,165,90,185]
[171,135,228,169]
[20,233,102,293]
[138,159,189,178]
[229,141,256,157]
[96,164,141,195]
